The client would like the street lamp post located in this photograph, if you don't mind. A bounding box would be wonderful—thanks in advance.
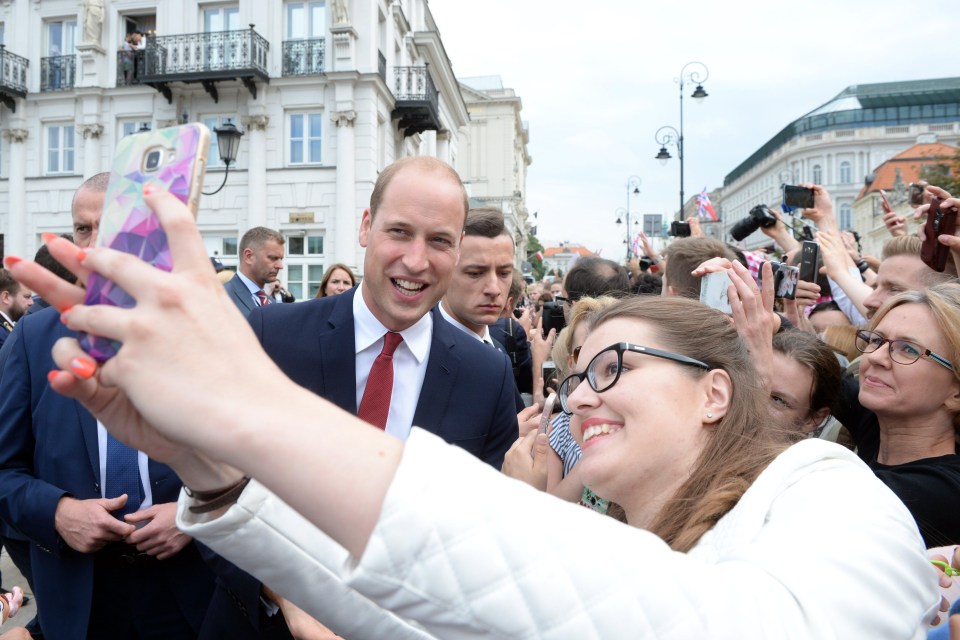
[654,61,709,220]
[622,176,641,259]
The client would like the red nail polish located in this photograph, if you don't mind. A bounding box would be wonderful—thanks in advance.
[2,256,22,268]
[47,370,59,383]
[143,183,157,196]
[70,357,97,380]
[41,232,57,244]
[76,249,87,262]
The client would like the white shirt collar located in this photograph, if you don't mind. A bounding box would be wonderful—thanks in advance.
[0,311,13,326]
[236,270,261,295]
[438,301,494,345]
[353,283,432,364]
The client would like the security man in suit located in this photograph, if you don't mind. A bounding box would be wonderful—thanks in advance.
[225,227,285,317]
[0,173,216,639]
[0,269,32,350]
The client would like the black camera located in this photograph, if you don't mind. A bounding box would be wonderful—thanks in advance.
[638,256,655,271]
[540,299,567,338]
[669,221,691,237]
[729,204,778,241]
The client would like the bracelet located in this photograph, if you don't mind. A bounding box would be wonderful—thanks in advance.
[856,260,869,273]
[185,476,251,514]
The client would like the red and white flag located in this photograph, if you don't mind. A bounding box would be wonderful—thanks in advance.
[697,187,718,222]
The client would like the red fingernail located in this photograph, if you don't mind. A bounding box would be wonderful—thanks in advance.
[41,232,57,244]
[60,307,72,324]
[47,370,60,383]
[76,249,87,262]
[2,256,22,268]
[70,357,97,380]
[143,183,157,196]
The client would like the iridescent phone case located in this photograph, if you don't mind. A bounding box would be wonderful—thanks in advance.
[80,123,210,361]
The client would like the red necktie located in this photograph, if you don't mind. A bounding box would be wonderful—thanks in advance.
[357,332,404,430]
[256,290,270,306]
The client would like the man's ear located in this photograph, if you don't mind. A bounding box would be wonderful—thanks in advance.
[358,209,373,248]
[701,368,732,426]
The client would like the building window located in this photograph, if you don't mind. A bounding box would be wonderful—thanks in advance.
[287,234,324,255]
[222,237,238,256]
[202,116,240,168]
[288,113,323,165]
[839,203,852,230]
[203,6,240,68]
[839,161,852,184]
[811,164,822,185]
[120,121,152,138]
[46,124,75,175]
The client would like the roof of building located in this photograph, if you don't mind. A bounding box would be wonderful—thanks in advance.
[855,142,957,199]
[543,245,596,258]
[724,77,960,187]
[460,76,504,91]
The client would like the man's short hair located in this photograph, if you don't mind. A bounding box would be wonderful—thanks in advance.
[508,271,524,303]
[0,268,20,297]
[664,237,738,299]
[369,157,469,225]
[239,227,284,254]
[881,235,922,260]
[34,235,78,285]
[464,207,511,240]
[564,257,630,302]
[71,172,110,211]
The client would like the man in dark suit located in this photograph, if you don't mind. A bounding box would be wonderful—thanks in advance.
[225,228,285,318]
[0,173,216,639]
[249,157,518,465]
[0,269,32,350]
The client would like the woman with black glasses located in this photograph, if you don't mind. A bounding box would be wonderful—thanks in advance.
[7,194,941,638]
[835,283,960,548]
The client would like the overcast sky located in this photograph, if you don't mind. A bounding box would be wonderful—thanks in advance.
[428,0,959,260]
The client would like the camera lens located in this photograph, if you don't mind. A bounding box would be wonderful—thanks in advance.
[729,216,760,241]
[144,150,163,172]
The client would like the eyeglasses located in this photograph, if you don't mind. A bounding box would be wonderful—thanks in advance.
[557,342,711,415]
[855,330,954,371]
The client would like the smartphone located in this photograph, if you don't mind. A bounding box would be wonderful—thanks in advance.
[878,189,893,213]
[798,240,820,283]
[541,361,559,398]
[759,261,799,300]
[921,197,959,273]
[909,182,926,207]
[699,272,732,314]
[783,185,815,209]
[538,392,557,436]
[80,123,211,360]
[669,221,691,237]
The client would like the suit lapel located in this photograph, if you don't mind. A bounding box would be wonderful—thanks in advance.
[413,307,459,429]
[317,289,360,413]
[229,276,256,315]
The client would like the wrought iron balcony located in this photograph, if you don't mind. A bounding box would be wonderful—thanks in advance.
[0,45,28,111]
[282,38,324,76]
[377,50,386,84]
[392,65,440,137]
[40,55,76,92]
[140,25,269,103]
[116,49,145,87]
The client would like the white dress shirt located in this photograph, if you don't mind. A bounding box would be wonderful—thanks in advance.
[353,285,432,441]
[97,421,153,510]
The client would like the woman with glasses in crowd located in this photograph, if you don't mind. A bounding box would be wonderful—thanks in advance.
[836,283,960,548]
[9,191,940,638]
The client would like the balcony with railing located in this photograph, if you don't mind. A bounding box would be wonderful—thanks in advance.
[139,25,269,103]
[116,49,145,87]
[392,65,440,137]
[0,45,28,110]
[282,38,324,76]
[40,55,75,92]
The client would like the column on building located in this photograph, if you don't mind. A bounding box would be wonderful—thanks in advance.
[3,128,28,258]
[332,104,357,267]
[242,115,269,229]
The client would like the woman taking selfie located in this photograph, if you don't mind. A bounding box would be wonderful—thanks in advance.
[8,190,939,638]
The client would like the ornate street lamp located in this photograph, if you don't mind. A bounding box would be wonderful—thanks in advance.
[203,121,244,195]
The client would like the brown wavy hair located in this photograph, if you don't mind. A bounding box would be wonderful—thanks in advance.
[589,296,790,551]
[317,263,357,298]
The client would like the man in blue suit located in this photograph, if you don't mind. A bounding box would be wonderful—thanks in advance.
[0,269,33,350]
[0,174,215,639]
[249,156,518,465]
[224,227,286,318]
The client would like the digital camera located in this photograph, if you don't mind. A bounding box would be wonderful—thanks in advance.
[729,204,778,242]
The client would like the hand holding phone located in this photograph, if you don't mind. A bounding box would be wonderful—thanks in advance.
[921,197,959,272]
[878,189,893,213]
[80,124,211,361]
[699,272,732,314]
[783,185,815,209]
[798,241,820,283]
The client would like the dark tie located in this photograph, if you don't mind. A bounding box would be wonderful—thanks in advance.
[357,332,404,430]
[256,290,270,306]
[105,433,143,518]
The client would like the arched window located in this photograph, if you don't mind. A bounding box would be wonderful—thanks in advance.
[840,161,852,184]
[839,203,852,230]
[812,164,822,184]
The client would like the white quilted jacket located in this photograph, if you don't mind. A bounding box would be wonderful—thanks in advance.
[179,429,938,639]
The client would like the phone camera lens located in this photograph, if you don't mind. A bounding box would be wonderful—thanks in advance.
[145,150,163,172]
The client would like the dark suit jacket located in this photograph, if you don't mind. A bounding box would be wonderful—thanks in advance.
[0,307,215,639]
[225,272,258,318]
[490,316,533,395]
[249,287,518,467]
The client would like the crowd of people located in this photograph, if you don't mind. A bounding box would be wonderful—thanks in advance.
[0,155,959,638]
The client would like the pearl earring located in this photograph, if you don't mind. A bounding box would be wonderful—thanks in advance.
[706,412,714,419]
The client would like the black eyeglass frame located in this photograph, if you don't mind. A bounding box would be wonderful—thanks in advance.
[855,330,953,371]
[558,342,711,415]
